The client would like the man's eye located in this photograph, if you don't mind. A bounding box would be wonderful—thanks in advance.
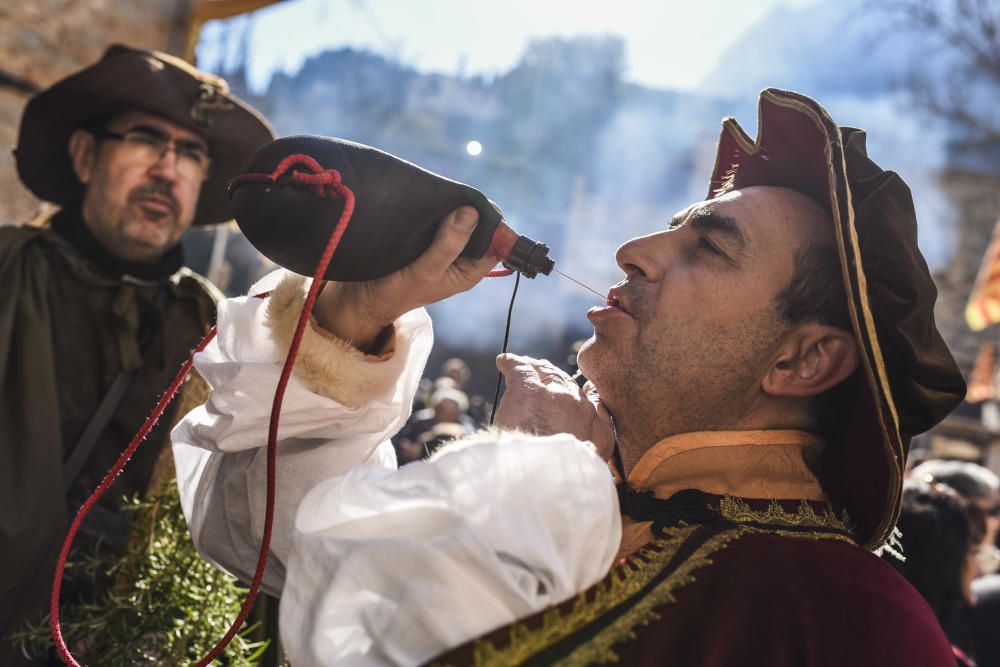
[178,145,207,161]
[128,133,162,147]
[698,237,723,256]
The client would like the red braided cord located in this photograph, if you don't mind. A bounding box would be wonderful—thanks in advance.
[53,153,510,665]
[50,155,356,666]
[228,154,347,199]
[190,167,355,667]
[50,326,218,665]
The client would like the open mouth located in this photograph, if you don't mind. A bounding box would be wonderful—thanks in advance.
[587,287,632,322]
[606,288,630,315]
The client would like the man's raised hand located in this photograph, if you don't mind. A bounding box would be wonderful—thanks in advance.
[313,206,497,350]
[494,353,615,460]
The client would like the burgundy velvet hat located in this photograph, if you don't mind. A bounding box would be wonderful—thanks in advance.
[708,89,966,549]
[15,44,274,226]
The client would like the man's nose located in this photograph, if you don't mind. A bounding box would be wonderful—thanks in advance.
[615,232,669,281]
[147,146,180,181]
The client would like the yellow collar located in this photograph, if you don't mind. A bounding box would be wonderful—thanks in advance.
[626,429,827,502]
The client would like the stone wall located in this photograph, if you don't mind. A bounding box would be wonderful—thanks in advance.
[0,0,194,225]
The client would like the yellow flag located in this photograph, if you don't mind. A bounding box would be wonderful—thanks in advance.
[966,218,1000,331]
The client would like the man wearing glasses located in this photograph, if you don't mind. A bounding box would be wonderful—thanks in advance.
[0,44,272,665]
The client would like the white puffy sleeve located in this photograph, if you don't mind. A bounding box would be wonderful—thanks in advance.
[172,270,622,667]
[171,270,433,594]
[280,432,620,667]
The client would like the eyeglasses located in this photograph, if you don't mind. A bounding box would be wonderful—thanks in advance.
[93,127,212,181]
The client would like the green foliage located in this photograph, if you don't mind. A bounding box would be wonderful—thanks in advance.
[12,482,266,666]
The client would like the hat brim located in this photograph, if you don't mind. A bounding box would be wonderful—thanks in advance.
[707,89,933,549]
[15,45,274,226]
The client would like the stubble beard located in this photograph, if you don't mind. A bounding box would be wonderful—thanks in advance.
[110,192,183,262]
[588,307,785,473]
[83,172,185,263]
[124,183,184,256]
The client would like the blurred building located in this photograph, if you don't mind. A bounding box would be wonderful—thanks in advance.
[936,142,1000,372]
[920,141,1000,472]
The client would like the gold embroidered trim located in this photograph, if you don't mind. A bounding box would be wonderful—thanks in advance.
[431,526,742,667]
[742,526,857,547]
[758,91,904,551]
[708,89,905,550]
[433,510,857,667]
[553,528,745,666]
[716,496,854,535]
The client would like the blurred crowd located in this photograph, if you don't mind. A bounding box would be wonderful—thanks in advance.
[891,459,1000,666]
[393,358,492,464]
[392,340,589,465]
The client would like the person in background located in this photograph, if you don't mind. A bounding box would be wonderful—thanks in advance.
[441,357,491,425]
[417,422,471,459]
[912,459,1000,548]
[394,386,475,463]
[886,481,984,666]
[914,459,1000,665]
[0,45,272,666]
[441,357,471,390]
[411,377,434,411]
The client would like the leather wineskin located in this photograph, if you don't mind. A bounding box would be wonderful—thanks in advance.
[230,135,503,282]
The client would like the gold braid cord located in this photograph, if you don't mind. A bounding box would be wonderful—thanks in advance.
[434,526,708,667]
[431,496,859,667]
[715,497,858,547]
[547,529,744,667]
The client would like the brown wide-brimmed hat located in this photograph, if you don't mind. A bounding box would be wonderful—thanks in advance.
[708,89,966,550]
[15,44,275,226]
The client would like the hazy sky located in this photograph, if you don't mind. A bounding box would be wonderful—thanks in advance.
[199,0,820,92]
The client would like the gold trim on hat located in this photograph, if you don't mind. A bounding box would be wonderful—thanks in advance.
[712,90,905,549]
[764,91,904,548]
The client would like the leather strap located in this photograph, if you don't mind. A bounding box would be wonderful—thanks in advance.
[63,370,135,497]
[62,284,169,497]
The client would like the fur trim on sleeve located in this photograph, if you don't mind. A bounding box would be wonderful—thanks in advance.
[265,274,398,408]
[429,427,599,461]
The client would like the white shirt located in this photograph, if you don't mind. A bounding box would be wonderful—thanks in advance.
[171,271,621,666]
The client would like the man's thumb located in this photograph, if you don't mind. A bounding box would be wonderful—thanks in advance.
[496,353,518,375]
[411,206,479,276]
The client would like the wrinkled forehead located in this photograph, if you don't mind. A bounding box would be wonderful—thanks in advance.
[673,185,836,248]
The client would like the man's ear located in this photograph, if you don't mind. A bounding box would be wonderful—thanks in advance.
[762,324,859,398]
[67,129,97,185]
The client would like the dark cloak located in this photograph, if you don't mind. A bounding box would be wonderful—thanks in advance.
[0,208,217,665]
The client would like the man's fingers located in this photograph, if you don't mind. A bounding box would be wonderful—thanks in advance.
[496,353,547,384]
[496,352,532,377]
[497,354,577,390]
[534,358,574,383]
[409,206,479,277]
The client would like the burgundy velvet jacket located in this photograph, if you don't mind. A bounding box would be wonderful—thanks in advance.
[428,495,956,667]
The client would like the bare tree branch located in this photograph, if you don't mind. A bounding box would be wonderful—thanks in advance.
[875,0,1000,144]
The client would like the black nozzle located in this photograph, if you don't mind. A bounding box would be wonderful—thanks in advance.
[504,235,555,278]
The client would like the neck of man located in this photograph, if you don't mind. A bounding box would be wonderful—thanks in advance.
[614,393,815,477]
